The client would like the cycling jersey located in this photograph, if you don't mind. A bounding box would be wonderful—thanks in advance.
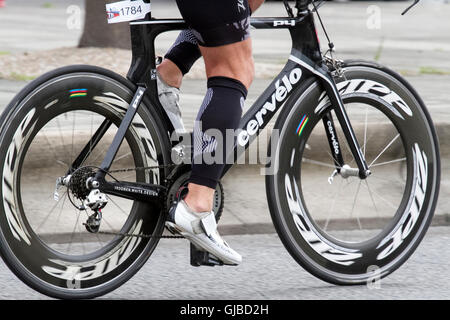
[176,0,251,47]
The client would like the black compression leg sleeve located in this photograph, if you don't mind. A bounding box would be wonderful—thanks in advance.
[190,77,247,189]
[164,30,202,75]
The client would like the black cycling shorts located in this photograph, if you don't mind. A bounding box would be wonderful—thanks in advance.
[176,0,251,47]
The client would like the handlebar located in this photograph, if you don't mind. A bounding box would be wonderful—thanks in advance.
[283,0,421,17]
[402,0,421,15]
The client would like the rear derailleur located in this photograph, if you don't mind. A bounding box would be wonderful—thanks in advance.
[54,166,108,234]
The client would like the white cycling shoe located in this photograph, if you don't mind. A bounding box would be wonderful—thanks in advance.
[156,72,186,134]
[166,200,242,266]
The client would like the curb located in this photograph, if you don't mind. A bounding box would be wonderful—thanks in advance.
[38,215,450,245]
[19,120,450,169]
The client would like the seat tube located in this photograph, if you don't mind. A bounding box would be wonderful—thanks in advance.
[96,86,147,178]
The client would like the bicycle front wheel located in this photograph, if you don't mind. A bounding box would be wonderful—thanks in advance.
[266,61,440,285]
[0,65,171,299]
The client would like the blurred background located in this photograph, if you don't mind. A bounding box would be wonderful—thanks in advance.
[0,0,448,299]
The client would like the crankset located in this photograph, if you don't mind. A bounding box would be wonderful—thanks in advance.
[166,170,224,223]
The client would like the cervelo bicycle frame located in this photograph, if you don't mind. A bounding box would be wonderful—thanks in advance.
[84,0,370,204]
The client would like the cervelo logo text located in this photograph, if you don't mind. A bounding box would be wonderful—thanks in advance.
[132,88,145,109]
[274,20,296,27]
[327,120,340,155]
[238,68,302,147]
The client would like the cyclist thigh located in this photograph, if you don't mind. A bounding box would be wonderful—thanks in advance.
[200,40,254,89]
[176,0,251,47]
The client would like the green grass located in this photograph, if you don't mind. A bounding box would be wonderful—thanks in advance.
[9,72,36,81]
[419,66,450,76]
[398,69,416,77]
[0,51,10,56]
[374,37,385,62]
[42,2,53,8]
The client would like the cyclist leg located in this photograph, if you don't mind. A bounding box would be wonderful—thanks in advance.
[176,0,253,207]
[156,1,264,134]
[166,0,256,265]
[186,38,254,213]
[157,0,265,87]
[158,30,201,88]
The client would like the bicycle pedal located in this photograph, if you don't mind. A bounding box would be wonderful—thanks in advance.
[190,244,224,267]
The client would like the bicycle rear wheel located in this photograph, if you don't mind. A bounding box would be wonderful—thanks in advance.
[0,66,171,299]
[266,61,440,285]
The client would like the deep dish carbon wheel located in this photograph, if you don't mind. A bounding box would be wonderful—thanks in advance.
[266,61,440,285]
[0,66,171,299]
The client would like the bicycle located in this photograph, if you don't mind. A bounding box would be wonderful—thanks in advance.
[0,0,440,299]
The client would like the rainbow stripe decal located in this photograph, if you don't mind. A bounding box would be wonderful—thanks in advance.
[296,115,309,137]
[69,89,87,98]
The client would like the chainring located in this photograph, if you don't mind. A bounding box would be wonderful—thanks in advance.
[166,171,224,222]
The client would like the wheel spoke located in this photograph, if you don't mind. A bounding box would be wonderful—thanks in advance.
[350,180,363,230]
[88,144,111,165]
[106,195,130,218]
[56,117,71,166]
[363,106,368,157]
[324,179,344,231]
[363,183,399,211]
[370,157,406,168]
[36,195,66,233]
[40,131,69,170]
[369,134,400,168]
[113,151,132,163]
[302,158,339,169]
[364,180,379,217]
[55,192,68,223]
[67,210,82,253]
[76,208,86,255]
[71,113,76,165]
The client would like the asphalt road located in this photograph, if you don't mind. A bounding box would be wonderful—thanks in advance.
[0,0,448,301]
[0,226,448,300]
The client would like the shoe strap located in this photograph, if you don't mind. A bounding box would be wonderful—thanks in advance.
[200,212,217,237]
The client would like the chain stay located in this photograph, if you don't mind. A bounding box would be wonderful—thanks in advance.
[108,164,175,174]
[96,163,181,239]
[97,231,183,239]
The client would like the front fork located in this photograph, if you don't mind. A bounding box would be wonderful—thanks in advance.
[320,72,371,180]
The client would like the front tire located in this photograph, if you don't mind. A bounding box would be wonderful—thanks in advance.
[266,61,440,285]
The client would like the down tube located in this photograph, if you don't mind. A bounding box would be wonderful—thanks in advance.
[221,60,314,176]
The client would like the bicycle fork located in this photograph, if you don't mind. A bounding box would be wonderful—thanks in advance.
[320,73,371,180]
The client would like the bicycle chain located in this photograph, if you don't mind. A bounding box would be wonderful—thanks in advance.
[97,164,184,239]
[97,231,183,239]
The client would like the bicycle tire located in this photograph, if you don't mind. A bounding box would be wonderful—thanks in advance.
[0,65,172,299]
[266,60,440,285]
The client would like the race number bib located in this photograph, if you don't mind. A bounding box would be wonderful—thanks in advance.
[106,0,151,24]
